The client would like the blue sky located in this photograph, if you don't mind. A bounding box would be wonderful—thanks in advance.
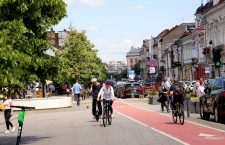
[55,0,207,63]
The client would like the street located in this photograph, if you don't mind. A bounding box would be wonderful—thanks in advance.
[0,98,225,145]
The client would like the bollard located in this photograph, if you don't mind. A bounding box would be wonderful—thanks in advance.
[187,99,190,117]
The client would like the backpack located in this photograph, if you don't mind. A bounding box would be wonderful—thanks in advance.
[172,85,184,96]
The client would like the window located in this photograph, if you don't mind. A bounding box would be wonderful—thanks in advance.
[130,58,133,64]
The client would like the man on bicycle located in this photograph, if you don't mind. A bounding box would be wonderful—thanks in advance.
[170,80,184,113]
[90,78,102,119]
[97,80,115,118]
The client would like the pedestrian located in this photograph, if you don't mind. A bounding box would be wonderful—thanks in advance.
[3,95,16,134]
[157,81,169,112]
[197,78,205,98]
[97,80,115,118]
[164,77,172,111]
[90,78,102,119]
[72,80,82,106]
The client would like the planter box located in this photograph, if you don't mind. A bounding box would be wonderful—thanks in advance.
[183,100,200,113]
[148,96,160,105]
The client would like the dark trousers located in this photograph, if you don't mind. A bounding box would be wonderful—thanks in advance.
[74,94,80,106]
[103,99,113,114]
[92,98,102,117]
[4,109,13,130]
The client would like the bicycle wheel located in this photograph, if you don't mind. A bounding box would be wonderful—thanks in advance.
[178,105,185,125]
[108,108,112,125]
[172,109,177,123]
[102,109,107,127]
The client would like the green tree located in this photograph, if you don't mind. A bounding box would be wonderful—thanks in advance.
[132,61,141,76]
[55,27,107,85]
[0,0,66,97]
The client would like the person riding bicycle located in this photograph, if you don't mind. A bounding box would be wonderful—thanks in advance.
[97,80,115,118]
[90,78,102,119]
[170,80,184,113]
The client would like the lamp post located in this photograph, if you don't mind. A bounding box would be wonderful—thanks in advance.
[159,38,163,80]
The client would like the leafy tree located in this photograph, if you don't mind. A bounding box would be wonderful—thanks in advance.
[132,61,141,76]
[0,0,66,97]
[55,27,107,85]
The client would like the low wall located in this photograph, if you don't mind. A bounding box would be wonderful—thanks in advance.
[12,97,72,110]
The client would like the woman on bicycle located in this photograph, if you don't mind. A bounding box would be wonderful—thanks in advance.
[97,80,115,118]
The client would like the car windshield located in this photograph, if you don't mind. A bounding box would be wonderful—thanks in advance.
[133,84,141,88]
[144,83,151,87]
[125,84,132,88]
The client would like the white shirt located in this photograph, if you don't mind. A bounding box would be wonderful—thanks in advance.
[197,85,205,97]
[98,86,115,100]
[4,99,13,110]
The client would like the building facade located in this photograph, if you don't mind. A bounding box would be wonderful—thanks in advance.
[107,61,127,74]
[126,47,140,71]
[202,0,225,77]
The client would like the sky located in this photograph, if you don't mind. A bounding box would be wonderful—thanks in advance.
[54,0,208,63]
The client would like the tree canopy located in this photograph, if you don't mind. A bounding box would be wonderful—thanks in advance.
[0,0,66,95]
[54,27,107,85]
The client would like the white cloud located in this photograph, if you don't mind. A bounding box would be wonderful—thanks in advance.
[80,0,105,7]
[127,5,145,12]
[86,25,98,32]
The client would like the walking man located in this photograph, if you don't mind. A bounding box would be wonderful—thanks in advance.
[90,78,102,119]
[72,80,82,106]
[164,77,172,111]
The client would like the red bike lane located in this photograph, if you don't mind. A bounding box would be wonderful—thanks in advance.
[113,99,225,145]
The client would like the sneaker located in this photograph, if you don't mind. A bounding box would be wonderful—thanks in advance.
[111,114,114,118]
[4,130,10,134]
[11,127,16,133]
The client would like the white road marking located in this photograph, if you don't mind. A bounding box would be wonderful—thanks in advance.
[115,110,189,145]
[118,99,225,133]
[199,133,215,137]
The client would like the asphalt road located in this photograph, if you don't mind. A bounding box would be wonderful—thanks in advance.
[0,99,182,145]
[0,98,225,145]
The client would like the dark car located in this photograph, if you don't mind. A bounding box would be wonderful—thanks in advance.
[114,82,126,98]
[200,77,225,122]
[123,83,143,98]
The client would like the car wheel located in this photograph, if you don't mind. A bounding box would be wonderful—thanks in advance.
[214,106,220,123]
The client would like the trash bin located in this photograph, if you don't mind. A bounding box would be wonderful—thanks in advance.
[148,96,153,104]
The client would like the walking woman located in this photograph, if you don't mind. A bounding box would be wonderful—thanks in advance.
[158,81,169,112]
[3,96,15,134]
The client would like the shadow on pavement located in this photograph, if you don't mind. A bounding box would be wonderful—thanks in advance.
[0,136,50,145]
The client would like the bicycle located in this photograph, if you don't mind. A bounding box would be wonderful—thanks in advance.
[172,102,184,125]
[102,100,112,127]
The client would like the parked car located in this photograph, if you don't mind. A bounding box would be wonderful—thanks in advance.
[200,77,225,122]
[114,82,126,98]
[143,82,157,96]
[186,81,197,92]
[123,83,143,98]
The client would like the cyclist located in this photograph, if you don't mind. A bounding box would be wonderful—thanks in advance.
[97,80,115,118]
[90,78,102,119]
[170,80,184,114]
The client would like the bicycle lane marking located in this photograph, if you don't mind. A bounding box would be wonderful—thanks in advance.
[113,100,225,145]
